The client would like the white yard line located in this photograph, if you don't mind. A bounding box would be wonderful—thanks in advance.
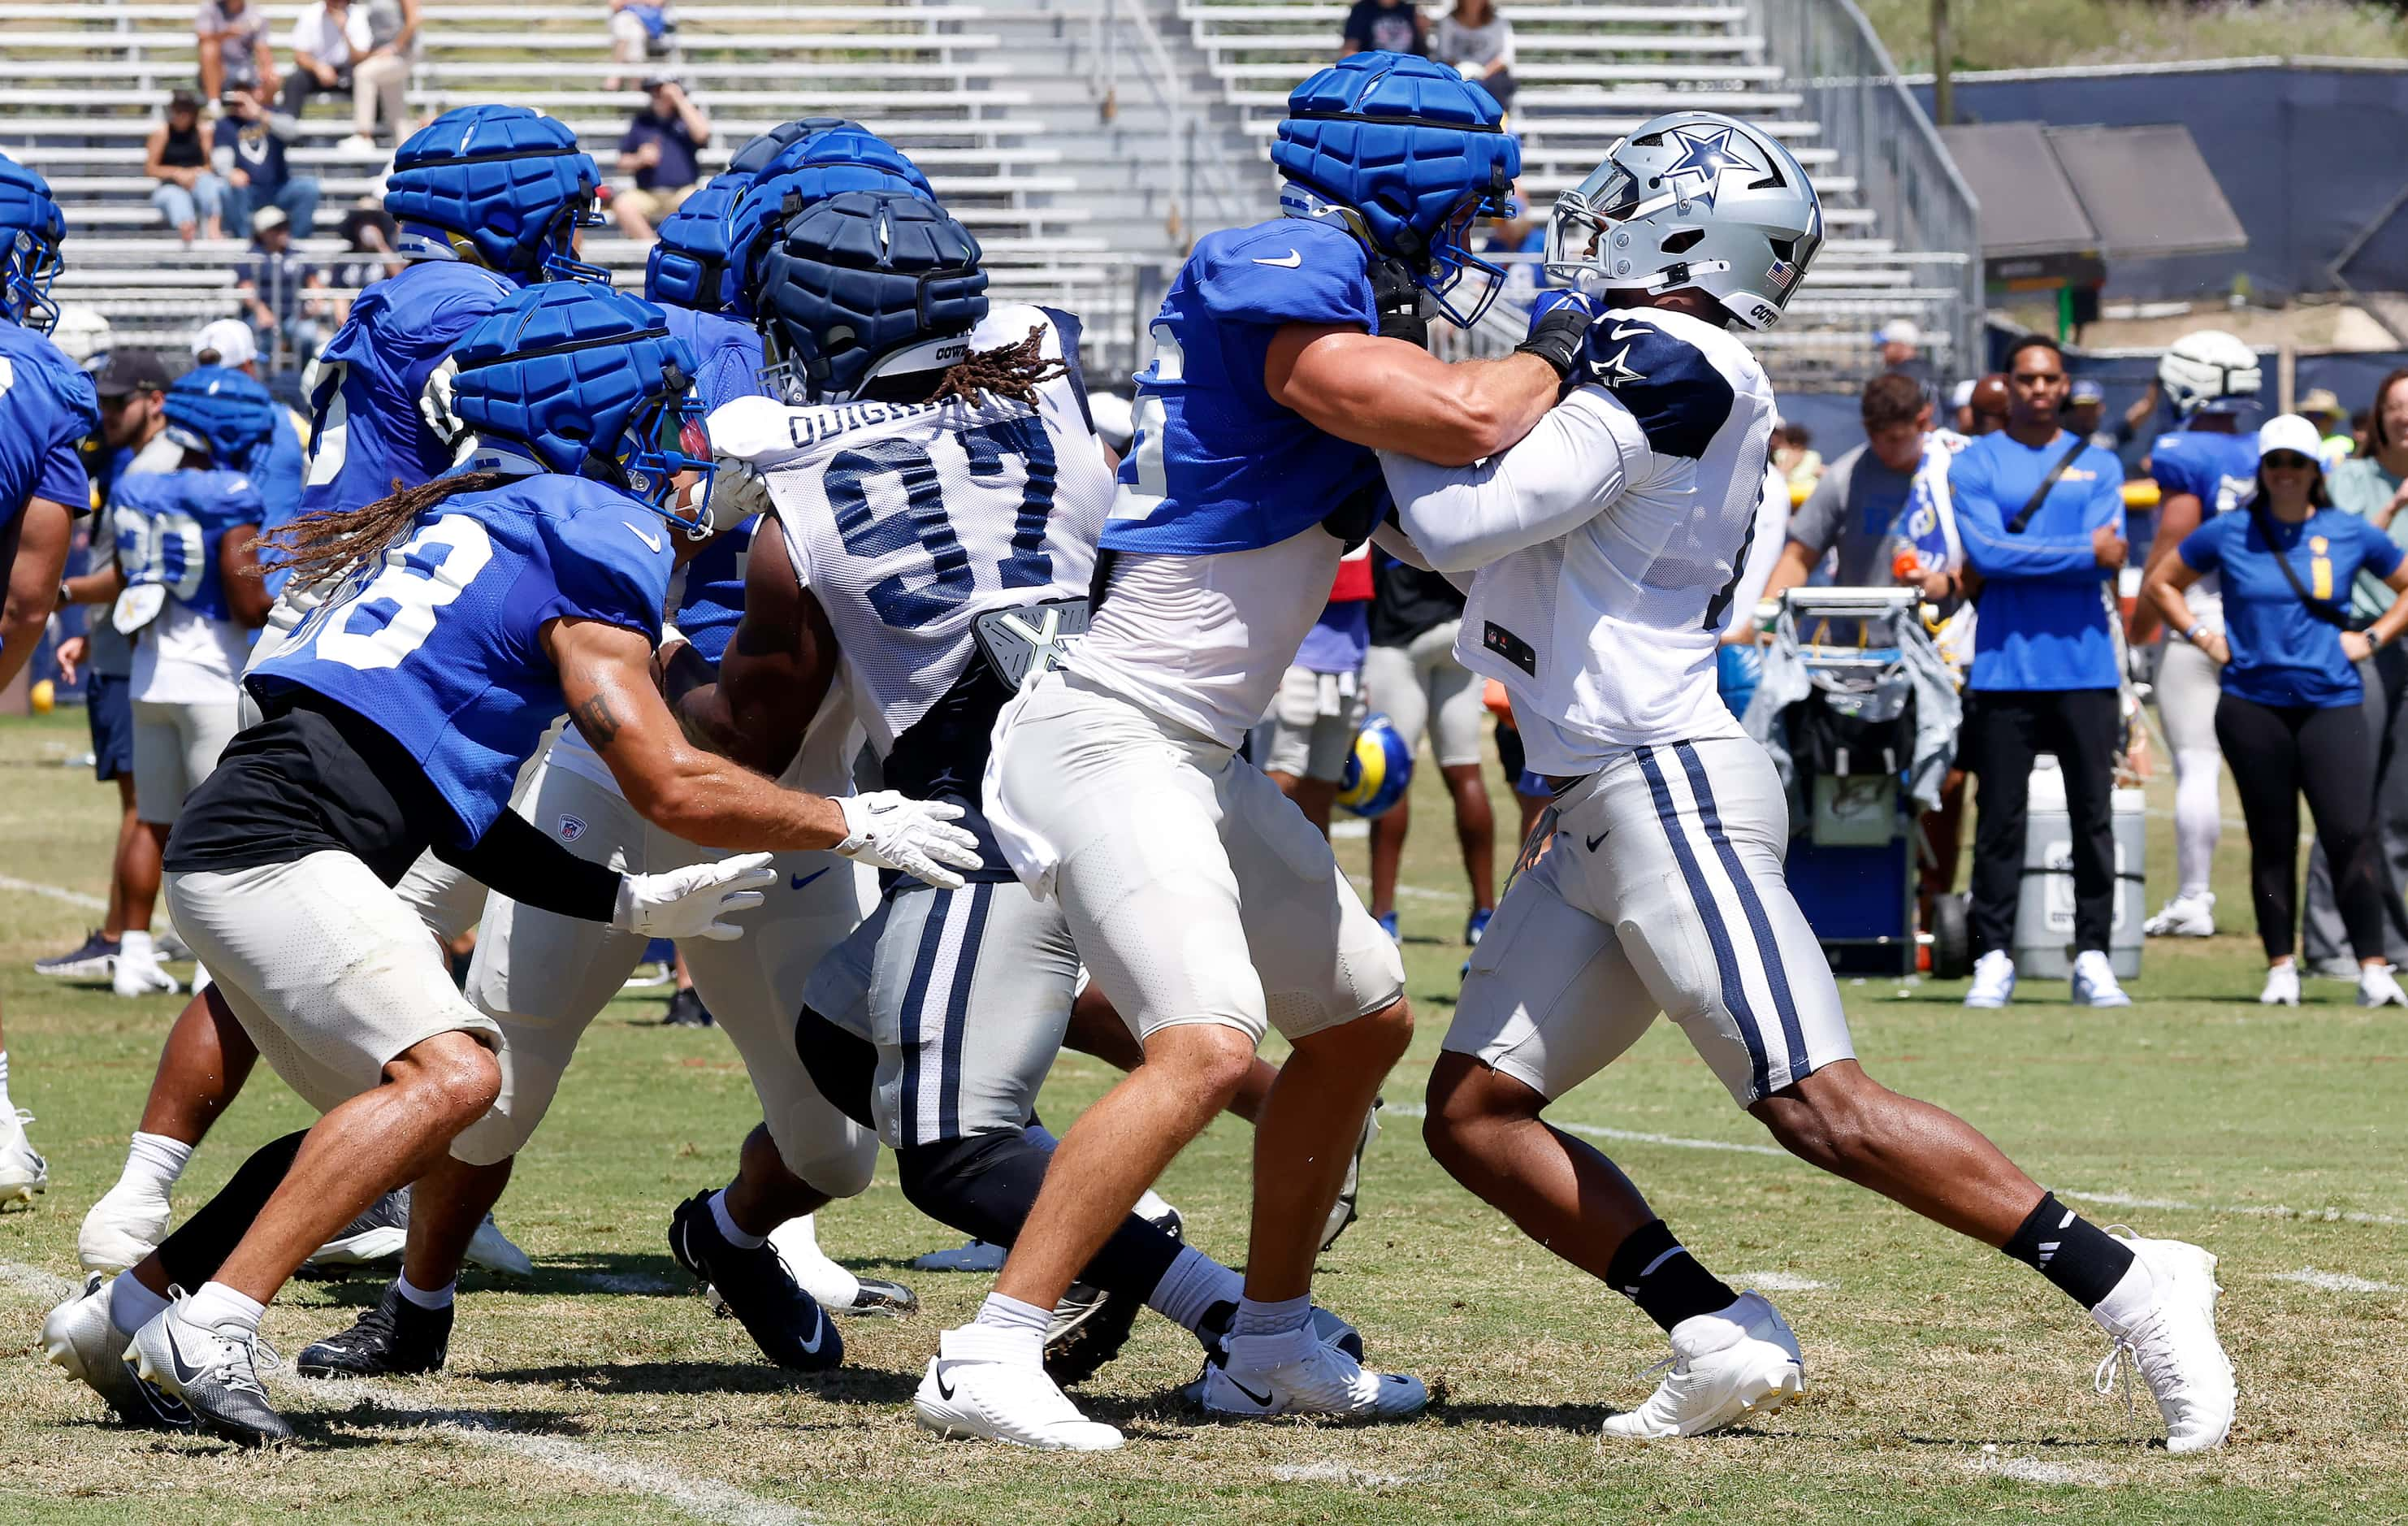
[0,874,107,912]
[1735,1272,1834,1292]
[2271,1267,2403,1294]
[1965,1451,2111,1487]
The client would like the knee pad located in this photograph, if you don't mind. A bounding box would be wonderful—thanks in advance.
[794,1004,878,1132]
[895,1129,1037,1246]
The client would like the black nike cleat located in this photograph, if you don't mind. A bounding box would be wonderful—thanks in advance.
[297,1281,453,1377]
[669,1190,842,1371]
[1045,1204,1180,1388]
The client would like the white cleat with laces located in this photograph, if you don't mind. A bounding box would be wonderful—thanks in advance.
[2259,963,2301,1008]
[914,1327,1124,1450]
[1195,1321,1427,1422]
[2357,964,2408,1008]
[2092,1233,2235,1454]
[2143,891,2215,938]
[1603,1291,1804,1439]
[1964,950,2016,1009]
[0,1108,48,1204]
[2072,950,2133,1008]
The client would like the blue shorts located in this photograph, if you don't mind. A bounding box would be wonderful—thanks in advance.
[88,671,134,783]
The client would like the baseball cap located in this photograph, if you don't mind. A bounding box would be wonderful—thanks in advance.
[642,71,682,90]
[2259,413,2325,465]
[1949,379,1976,410]
[1878,319,1920,347]
[2069,379,2104,405]
[168,88,204,113]
[250,205,288,233]
[93,349,172,399]
[192,318,258,366]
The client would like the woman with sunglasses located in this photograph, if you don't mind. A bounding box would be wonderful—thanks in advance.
[2146,414,2408,1007]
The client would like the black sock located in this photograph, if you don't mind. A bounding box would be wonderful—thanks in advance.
[2000,1193,2136,1310]
[1605,1219,1739,1334]
[154,1129,310,1290]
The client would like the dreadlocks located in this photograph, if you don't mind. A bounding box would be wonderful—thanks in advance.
[259,470,516,593]
[931,325,1067,409]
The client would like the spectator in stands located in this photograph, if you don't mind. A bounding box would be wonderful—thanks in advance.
[2299,388,2356,470]
[1340,0,1427,59]
[1433,0,1514,114]
[2067,377,2108,446]
[328,206,405,294]
[198,0,279,102]
[147,89,227,245]
[613,73,712,241]
[348,0,421,153]
[236,206,331,362]
[1773,421,1821,487]
[1955,334,2132,1009]
[1877,317,1934,394]
[282,0,372,123]
[213,89,320,241]
[1763,372,1929,596]
[608,0,677,90]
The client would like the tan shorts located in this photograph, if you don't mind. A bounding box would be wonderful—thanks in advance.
[615,183,695,226]
[985,673,1405,1045]
[164,852,502,1116]
[453,746,879,1189]
[1365,620,1484,768]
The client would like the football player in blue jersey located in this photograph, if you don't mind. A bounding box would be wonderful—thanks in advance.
[0,152,101,1206]
[2131,330,2264,942]
[39,283,981,1448]
[952,52,1592,1447]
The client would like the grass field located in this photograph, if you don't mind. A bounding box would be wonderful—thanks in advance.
[2,705,2404,1524]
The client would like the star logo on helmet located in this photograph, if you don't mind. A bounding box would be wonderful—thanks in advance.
[1661,124,1759,208]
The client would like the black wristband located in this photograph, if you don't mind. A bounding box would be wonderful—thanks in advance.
[1514,303,1590,380]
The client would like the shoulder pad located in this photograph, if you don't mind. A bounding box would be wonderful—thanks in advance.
[1577,314,1735,462]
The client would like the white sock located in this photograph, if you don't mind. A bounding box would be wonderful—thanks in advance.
[120,930,155,962]
[108,1272,171,1338]
[184,1281,266,1335]
[0,1050,11,1113]
[1146,1246,1244,1334]
[2172,749,2223,901]
[2090,1252,2157,1331]
[1232,1292,1311,1337]
[120,1131,194,1198]
[708,1188,765,1250]
[396,1274,455,1311]
[966,1290,1051,1365]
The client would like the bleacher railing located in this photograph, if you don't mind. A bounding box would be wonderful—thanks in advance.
[1086,0,1250,247]
[1739,0,1981,379]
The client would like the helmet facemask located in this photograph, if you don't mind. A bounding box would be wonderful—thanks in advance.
[616,368,717,539]
[1417,181,1517,329]
[3,223,64,335]
[539,195,613,286]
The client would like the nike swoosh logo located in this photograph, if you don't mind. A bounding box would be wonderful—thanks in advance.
[160,1323,206,1390]
[1253,249,1304,268]
[1586,830,1611,852]
[1609,323,1650,342]
[795,1301,826,1355]
[790,866,830,891]
[936,1363,957,1400]
[1224,1373,1275,1407]
[625,521,665,554]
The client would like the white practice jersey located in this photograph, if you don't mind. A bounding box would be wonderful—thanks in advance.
[1378,306,1776,777]
[710,305,1113,789]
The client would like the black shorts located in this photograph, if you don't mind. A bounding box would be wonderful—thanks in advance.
[87,671,134,783]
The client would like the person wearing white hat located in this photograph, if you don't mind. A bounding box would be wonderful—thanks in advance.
[2145,414,2408,1008]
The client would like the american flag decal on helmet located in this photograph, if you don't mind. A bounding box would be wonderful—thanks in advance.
[1766,258,1798,293]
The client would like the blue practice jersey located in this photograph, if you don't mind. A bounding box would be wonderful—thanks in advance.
[2148,427,2259,521]
[109,469,265,622]
[660,302,769,664]
[304,259,521,516]
[249,475,674,844]
[256,406,308,597]
[1107,215,1379,556]
[0,321,101,530]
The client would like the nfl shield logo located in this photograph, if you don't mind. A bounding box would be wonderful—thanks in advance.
[558,814,587,843]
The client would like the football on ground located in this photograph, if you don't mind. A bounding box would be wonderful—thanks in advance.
[0,709,2400,1524]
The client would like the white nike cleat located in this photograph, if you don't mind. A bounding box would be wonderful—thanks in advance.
[2094,1234,2235,1454]
[304,1190,408,1268]
[1964,950,2016,1009]
[913,1238,1007,1273]
[2357,964,2408,1008]
[80,1181,171,1272]
[0,1108,47,1203]
[112,949,180,999]
[914,1327,1124,1450]
[2259,963,2301,1008]
[2072,950,2132,1008]
[464,1212,534,1278]
[1197,1323,1427,1422]
[41,1274,193,1431]
[131,1298,292,1448]
[1602,1291,1805,1440]
[733,1216,916,1317]
[2143,891,2215,939]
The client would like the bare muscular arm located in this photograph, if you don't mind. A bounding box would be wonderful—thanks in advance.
[1265,324,1561,466]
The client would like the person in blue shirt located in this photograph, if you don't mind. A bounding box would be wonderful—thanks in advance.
[0,151,99,1207]
[38,281,981,1449]
[2147,414,2408,1008]
[1951,333,2133,1011]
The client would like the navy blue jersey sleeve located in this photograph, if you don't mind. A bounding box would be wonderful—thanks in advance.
[538,501,676,643]
[1578,316,1733,462]
[1192,220,1375,330]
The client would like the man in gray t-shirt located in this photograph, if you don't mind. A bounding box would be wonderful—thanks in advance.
[1765,371,1930,596]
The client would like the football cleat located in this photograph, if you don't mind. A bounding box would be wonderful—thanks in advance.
[744,1215,916,1317]
[669,1190,842,1370]
[130,1297,292,1448]
[660,987,716,1027]
[1376,911,1401,945]
[1185,1304,1366,1405]
[1465,908,1493,946]
[2142,891,2215,939]
[2358,964,2408,1008]
[1602,1291,1804,1439]
[913,1238,1007,1273]
[1322,1102,1379,1251]
[80,1180,171,1272]
[33,928,119,980]
[154,926,194,962]
[2094,1233,2235,1454]
[297,1281,453,1377]
[465,1212,535,1278]
[1964,950,2016,1009]
[112,948,180,998]
[914,1327,1124,1450]
[1193,1322,1427,1422]
[1046,1203,1181,1388]
[2259,963,2301,1008]
[40,1274,194,1431]
[621,960,674,991]
[0,1108,48,1203]
[302,1190,409,1271]
[2072,950,2133,1008]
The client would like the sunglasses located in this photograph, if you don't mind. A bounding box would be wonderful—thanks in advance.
[2009,371,2064,385]
[2263,452,2317,471]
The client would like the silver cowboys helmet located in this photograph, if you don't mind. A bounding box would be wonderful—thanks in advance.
[1544,111,1824,331]
[2157,328,2261,416]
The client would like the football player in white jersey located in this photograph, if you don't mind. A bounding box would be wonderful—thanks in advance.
[1383,113,2235,1454]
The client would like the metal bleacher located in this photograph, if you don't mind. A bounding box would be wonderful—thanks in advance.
[0,0,1128,352]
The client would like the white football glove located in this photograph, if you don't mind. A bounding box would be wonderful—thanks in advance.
[834,791,985,891]
[613,852,777,942]
[417,356,473,466]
